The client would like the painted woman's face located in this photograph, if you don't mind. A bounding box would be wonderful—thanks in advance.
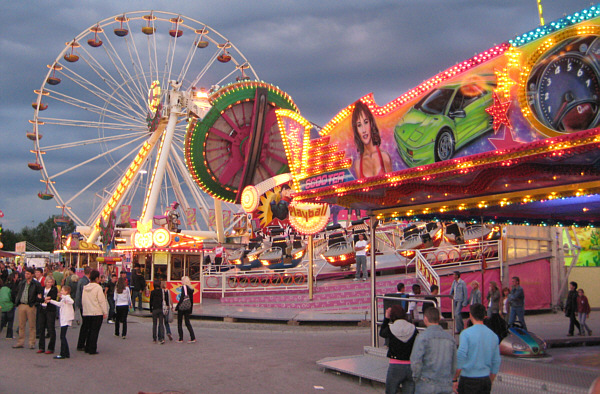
[356,112,372,146]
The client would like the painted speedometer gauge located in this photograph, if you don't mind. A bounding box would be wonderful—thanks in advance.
[524,35,600,136]
[535,55,600,131]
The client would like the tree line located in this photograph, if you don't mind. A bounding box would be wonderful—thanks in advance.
[1,216,76,252]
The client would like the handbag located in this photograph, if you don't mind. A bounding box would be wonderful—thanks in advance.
[162,290,172,321]
[178,286,192,312]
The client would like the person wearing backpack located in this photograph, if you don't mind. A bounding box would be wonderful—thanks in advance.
[175,276,195,343]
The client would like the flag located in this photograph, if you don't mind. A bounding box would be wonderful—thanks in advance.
[185,208,196,226]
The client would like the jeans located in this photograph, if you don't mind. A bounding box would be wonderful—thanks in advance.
[38,309,56,352]
[107,296,116,321]
[457,376,492,394]
[414,379,453,394]
[1,307,15,338]
[77,312,91,349]
[83,315,103,354]
[132,290,143,311]
[177,310,195,341]
[568,311,581,335]
[355,255,367,279]
[115,305,129,337]
[152,309,165,341]
[579,313,592,335]
[386,363,414,394]
[508,306,527,330]
[454,301,465,333]
[164,312,172,335]
[60,326,70,358]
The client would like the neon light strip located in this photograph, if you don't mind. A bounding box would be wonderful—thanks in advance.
[320,43,509,136]
[510,5,600,47]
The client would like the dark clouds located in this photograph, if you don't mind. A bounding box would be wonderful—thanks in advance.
[0,0,591,231]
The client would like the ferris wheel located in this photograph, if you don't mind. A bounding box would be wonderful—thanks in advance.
[29,11,260,239]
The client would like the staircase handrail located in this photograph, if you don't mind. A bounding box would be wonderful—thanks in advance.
[413,250,440,294]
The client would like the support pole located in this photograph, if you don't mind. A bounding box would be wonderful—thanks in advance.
[308,234,314,300]
[214,198,225,243]
[369,215,378,347]
[536,0,545,26]
[141,81,182,225]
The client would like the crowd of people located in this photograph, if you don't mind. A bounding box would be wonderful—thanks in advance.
[0,260,198,360]
[380,274,593,394]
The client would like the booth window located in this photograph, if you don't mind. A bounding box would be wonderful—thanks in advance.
[188,255,201,281]
[171,255,184,281]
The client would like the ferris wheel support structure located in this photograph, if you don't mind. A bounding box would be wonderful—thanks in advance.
[141,80,183,225]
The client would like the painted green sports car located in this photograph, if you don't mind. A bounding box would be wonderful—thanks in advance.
[394,80,495,167]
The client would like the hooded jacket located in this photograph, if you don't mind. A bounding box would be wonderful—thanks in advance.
[81,282,108,316]
[379,318,418,361]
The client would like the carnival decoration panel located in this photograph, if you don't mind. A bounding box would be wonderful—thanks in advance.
[277,6,600,207]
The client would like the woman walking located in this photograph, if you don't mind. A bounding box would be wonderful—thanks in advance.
[114,276,132,339]
[161,281,173,341]
[486,281,501,318]
[176,276,195,343]
[78,270,108,355]
[37,276,58,354]
[0,279,15,339]
[149,280,165,344]
[379,305,418,394]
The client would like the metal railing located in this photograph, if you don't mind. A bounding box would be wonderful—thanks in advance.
[201,267,309,297]
[374,294,456,347]
[396,239,501,270]
[413,250,440,294]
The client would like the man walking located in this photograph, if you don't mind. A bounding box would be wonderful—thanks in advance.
[353,233,368,281]
[450,271,468,333]
[13,268,42,349]
[131,265,147,311]
[410,307,457,394]
[75,266,91,326]
[106,273,117,324]
[454,303,501,394]
[565,281,581,336]
[507,276,527,330]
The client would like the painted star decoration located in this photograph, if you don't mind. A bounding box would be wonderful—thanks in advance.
[488,127,523,151]
[485,91,512,132]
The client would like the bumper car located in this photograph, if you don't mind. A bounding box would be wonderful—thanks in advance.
[499,326,549,358]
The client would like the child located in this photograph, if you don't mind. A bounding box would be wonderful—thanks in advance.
[577,289,592,336]
[47,285,75,359]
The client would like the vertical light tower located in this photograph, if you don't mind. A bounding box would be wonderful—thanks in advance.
[141,81,184,225]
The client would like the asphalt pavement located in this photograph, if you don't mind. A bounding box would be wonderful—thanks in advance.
[0,315,380,394]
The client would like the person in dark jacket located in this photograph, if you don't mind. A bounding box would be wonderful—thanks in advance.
[175,276,195,343]
[565,281,582,336]
[37,276,58,354]
[131,265,147,311]
[13,268,42,349]
[379,305,418,394]
[149,280,165,344]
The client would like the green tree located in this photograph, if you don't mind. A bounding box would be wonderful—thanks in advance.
[1,216,75,252]
[0,226,21,251]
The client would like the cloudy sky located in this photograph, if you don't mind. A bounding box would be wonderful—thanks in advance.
[0,0,592,233]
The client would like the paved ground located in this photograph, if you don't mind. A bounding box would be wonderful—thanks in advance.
[1,307,598,394]
[0,315,382,394]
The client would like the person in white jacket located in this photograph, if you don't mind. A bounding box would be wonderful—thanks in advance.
[114,276,133,339]
[76,270,108,355]
[47,285,74,359]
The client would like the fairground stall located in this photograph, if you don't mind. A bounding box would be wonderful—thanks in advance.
[113,225,209,303]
